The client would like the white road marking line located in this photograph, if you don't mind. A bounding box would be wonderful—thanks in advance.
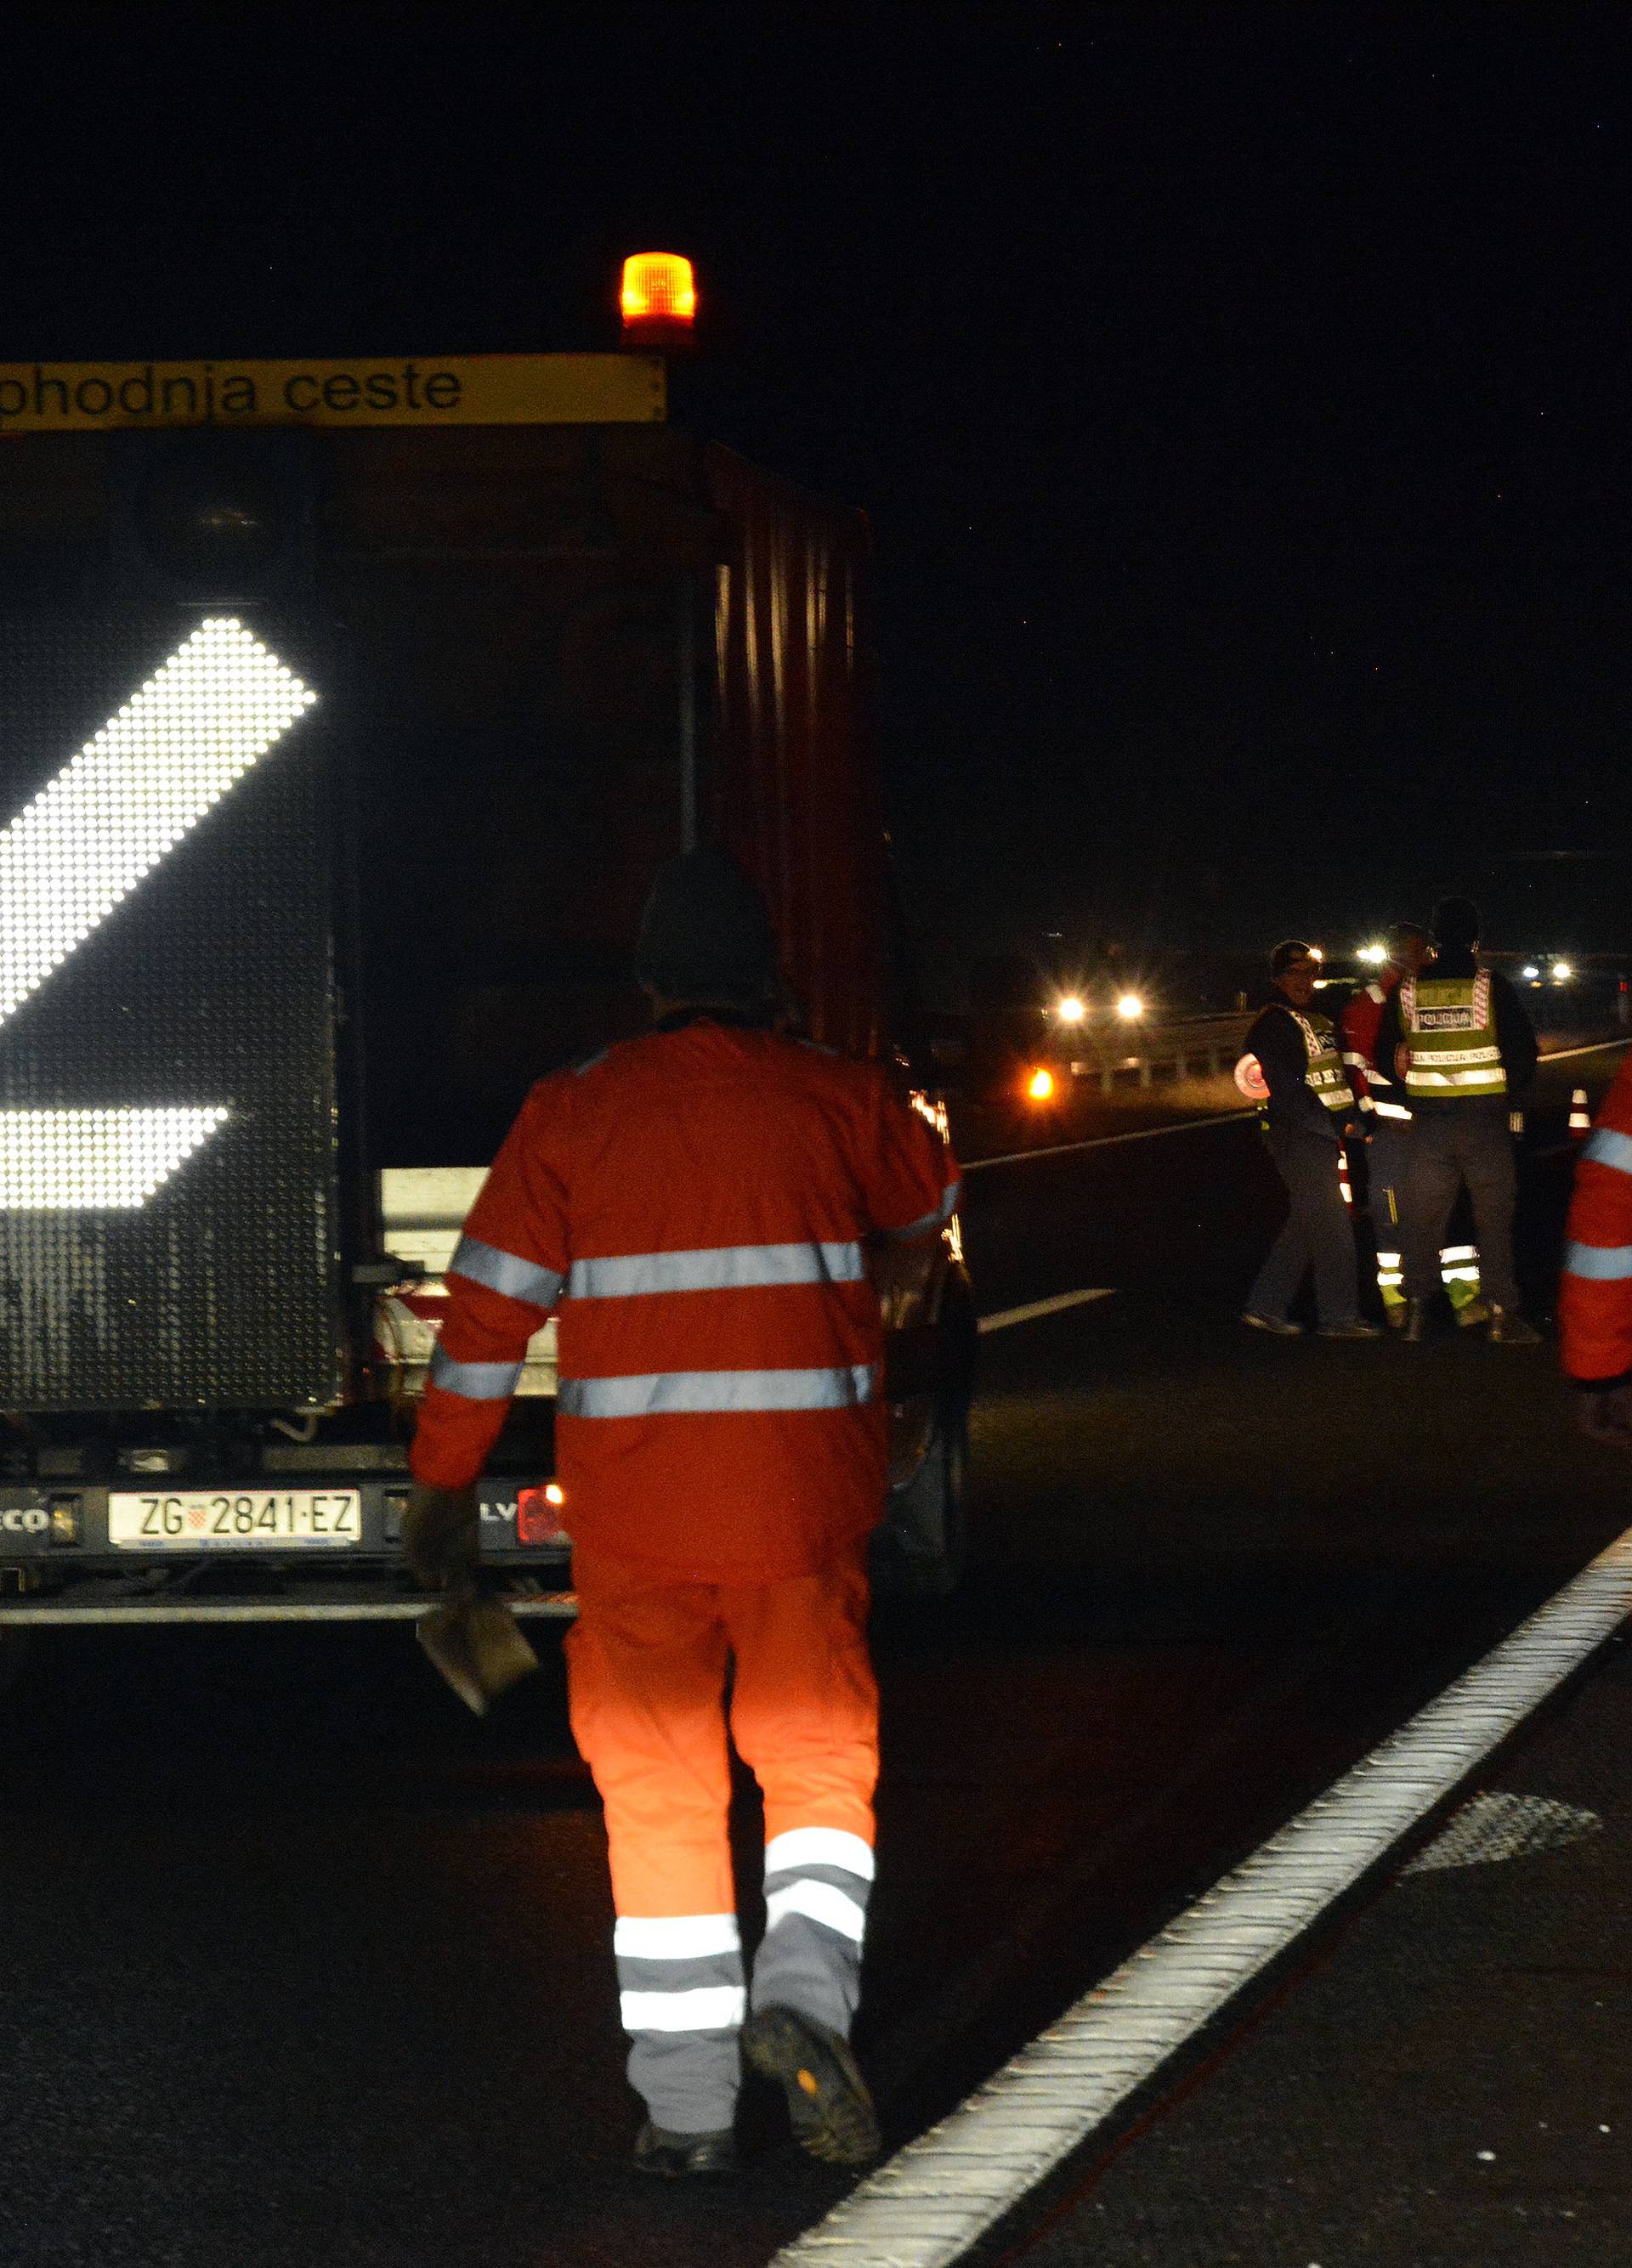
[964,1111,1257,1171]
[977,1288,1115,1334]
[772,1525,1632,2268]
[1539,1039,1630,1062]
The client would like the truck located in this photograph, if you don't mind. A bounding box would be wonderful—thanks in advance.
[0,338,976,1678]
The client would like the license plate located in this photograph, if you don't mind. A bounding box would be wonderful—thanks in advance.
[108,1490,363,1550]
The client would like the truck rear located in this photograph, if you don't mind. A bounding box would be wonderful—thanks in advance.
[0,352,972,1651]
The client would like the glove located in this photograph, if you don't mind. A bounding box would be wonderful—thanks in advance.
[1576,1381,1632,1451]
[402,1479,480,1591]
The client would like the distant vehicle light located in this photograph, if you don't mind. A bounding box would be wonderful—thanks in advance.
[1056,995,1086,1024]
[1357,943,1387,964]
[620,253,698,345]
[1115,993,1144,1021]
[1552,960,1574,981]
[1308,947,1324,961]
[1522,964,1540,981]
[1026,1067,1056,1102]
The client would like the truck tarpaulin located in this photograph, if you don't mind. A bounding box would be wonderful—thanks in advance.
[707,446,888,1060]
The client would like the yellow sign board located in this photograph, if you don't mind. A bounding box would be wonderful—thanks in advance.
[0,354,666,434]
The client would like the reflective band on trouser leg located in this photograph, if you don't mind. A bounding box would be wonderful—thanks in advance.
[615,1914,746,2135]
[753,1828,874,2039]
[1440,1242,1482,1308]
[1375,1250,1404,1304]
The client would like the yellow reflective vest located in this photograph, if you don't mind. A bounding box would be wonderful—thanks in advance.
[1399,972,1506,1099]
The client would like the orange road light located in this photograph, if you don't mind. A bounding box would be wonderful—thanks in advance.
[620,253,698,349]
[1026,1066,1056,1103]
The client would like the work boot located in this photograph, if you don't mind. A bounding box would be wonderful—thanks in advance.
[741,2004,881,2168]
[632,2121,740,2179]
[1240,1310,1302,1337]
[1317,1320,1384,1340]
[1402,1298,1431,1343]
[1454,1298,1493,1330]
[1487,1307,1542,1347]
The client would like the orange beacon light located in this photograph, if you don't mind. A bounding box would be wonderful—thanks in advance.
[620,254,698,348]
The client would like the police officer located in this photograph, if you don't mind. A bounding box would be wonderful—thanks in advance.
[1371,896,1539,1343]
[1241,940,1380,1338]
[402,847,959,2177]
[1340,919,1488,1329]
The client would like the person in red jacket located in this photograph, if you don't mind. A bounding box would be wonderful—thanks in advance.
[404,847,959,2179]
[1559,1048,1632,1440]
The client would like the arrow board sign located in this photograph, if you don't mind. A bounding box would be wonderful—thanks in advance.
[0,618,316,1206]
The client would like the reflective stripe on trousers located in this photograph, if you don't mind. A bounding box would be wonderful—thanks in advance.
[614,1913,748,2136]
[752,1827,874,2038]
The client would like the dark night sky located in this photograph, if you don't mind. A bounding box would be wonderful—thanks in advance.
[3,2,1629,989]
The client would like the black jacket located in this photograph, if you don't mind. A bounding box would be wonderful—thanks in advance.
[1245,988,1347,1142]
[1370,949,1538,1105]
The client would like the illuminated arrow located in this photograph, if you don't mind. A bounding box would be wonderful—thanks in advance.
[0,619,317,1208]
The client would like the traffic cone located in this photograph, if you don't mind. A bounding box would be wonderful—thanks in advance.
[1569,1089,1591,1138]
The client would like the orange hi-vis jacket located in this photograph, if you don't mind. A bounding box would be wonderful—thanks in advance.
[1559,1049,1632,1383]
[410,1019,961,1581]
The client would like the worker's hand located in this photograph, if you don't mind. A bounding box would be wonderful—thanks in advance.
[871,1234,938,1332]
[1576,1382,1632,1451]
[402,1480,480,1590]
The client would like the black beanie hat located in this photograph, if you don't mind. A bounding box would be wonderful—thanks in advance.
[1431,896,1482,949]
[635,846,779,1004]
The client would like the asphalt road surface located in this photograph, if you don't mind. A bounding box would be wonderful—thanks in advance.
[3,1044,1627,2268]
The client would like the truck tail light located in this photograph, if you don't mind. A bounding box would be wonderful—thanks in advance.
[48,1495,82,1547]
[517,1484,569,1547]
[620,254,697,348]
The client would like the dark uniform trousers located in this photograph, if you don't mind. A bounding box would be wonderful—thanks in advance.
[1248,1123,1361,1328]
[1399,1100,1519,1310]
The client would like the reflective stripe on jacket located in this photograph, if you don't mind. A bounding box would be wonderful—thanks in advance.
[410,1020,960,1580]
[1399,972,1506,1097]
[1559,1053,1632,1381]
[1289,1010,1355,1115]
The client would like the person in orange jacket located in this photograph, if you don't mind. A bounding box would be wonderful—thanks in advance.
[1559,1048,1632,1440]
[404,846,960,2179]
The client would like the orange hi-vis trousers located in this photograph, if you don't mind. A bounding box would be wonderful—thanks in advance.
[564,1539,879,2135]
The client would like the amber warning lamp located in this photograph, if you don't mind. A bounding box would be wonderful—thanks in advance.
[620,253,698,350]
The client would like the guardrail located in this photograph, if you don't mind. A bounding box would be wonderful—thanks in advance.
[1060,1013,1251,1092]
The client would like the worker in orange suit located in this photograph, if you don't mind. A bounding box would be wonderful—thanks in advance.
[403,846,960,2180]
[1559,1047,1632,1442]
